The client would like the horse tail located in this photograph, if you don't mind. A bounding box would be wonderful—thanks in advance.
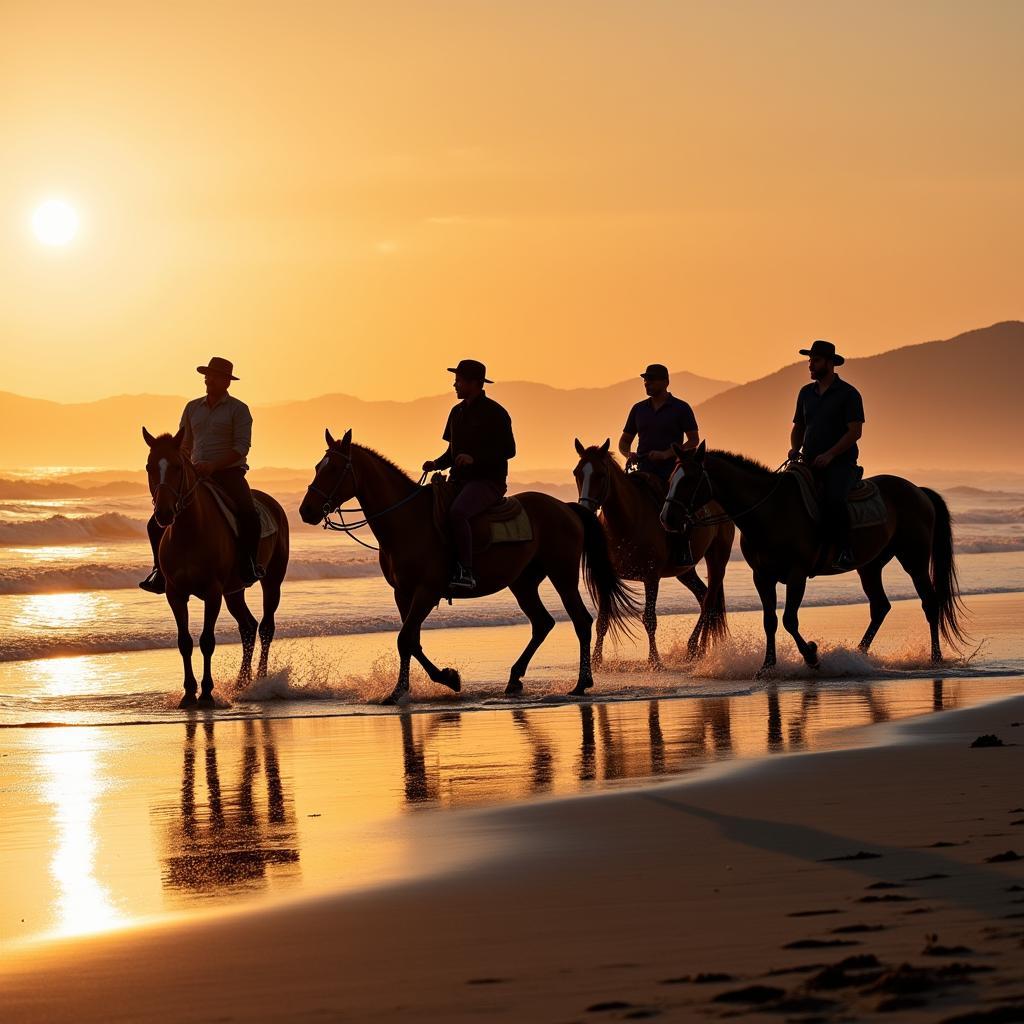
[698,580,729,650]
[921,487,969,649]
[569,503,640,641]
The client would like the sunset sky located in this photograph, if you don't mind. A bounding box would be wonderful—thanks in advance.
[2,0,1021,404]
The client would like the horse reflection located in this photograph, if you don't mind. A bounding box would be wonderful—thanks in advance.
[163,718,298,894]
[400,712,462,805]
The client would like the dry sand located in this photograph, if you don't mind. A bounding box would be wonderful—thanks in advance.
[3,693,1023,1022]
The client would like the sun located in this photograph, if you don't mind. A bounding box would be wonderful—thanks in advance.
[32,199,80,246]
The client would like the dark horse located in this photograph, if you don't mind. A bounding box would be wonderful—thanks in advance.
[143,428,290,707]
[660,442,967,675]
[573,439,734,667]
[298,429,638,704]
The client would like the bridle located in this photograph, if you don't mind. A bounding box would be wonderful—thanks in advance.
[309,447,427,551]
[149,456,200,523]
[662,458,792,530]
[576,459,613,512]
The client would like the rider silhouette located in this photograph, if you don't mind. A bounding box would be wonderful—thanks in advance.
[789,340,865,571]
[619,363,700,483]
[140,357,264,593]
[422,359,516,591]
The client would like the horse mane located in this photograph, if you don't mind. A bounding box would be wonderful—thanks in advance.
[352,443,417,485]
[707,449,775,477]
[582,445,625,472]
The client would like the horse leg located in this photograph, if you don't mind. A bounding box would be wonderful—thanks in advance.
[592,607,609,668]
[384,589,440,705]
[676,568,708,660]
[643,576,662,668]
[256,577,282,679]
[167,592,198,708]
[753,571,779,677]
[197,589,223,707]
[393,588,460,694]
[549,571,594,697]
[857,554,893,654]
[225,589,258,686]
[506,572,556,695]
[782,571,819,668]
[897,549,943,662]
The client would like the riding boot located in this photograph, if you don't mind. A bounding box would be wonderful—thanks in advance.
[139,516,166,593]
[139,566,166,594]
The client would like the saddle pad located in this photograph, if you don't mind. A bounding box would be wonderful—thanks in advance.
[786,467,887,530]
[203,482,278,538]
[488,504,533,545]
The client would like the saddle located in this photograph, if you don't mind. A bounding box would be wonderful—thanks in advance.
[626,469,668,506]
[430,475,533,553]
[202,481,279,539]
[785,463,886,530]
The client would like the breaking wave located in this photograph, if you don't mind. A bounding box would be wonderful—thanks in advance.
[0,512,147,546]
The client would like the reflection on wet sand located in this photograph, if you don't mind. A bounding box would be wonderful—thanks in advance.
[161,718,299,898]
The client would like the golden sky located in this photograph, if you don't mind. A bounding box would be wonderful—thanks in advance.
[2,0,1021,404]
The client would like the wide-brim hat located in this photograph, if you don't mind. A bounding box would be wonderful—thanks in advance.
[798,339,845,366]
[197,356,239,380]
[447,359,493,384]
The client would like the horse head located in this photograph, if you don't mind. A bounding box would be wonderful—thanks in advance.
[572,437,613,512]
[143,426,189,527]
[299,427,354,525]
[660,440,710,533]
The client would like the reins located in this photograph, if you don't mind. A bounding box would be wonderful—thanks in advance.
[664,458,793,528]
[311,448,428,552]
[150,456,202,519]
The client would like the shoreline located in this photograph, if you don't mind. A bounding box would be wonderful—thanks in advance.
[4,689,1023,1021]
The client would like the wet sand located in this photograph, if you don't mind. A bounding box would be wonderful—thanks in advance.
[3,688,1023,1021]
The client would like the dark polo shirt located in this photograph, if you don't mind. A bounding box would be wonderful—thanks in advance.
[435,392,516,484]
[794,375,865,464]
[624,394,698,457]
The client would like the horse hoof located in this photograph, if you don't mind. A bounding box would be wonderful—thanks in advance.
[197,693,216,709]
[649,660,664,672]
[437,668,461,692]
[505,679,524,696]
[179,693,198,709]
[381,690,410,707]
[754,665,776,681]
[568,681,593,697]
[803,642,819,668]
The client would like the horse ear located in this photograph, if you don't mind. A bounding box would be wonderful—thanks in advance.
[325,428,336,447]
[340,428,352,450]
[574,438,585,456]
[696,439,707,461]
[671,442,685,459]
[600,438,611,453]
[171,427,185,449]
[142,427,155,448]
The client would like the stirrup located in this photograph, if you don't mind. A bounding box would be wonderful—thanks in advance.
[138,567,165,594]
[831,548,855,571]
[449,565,476,590]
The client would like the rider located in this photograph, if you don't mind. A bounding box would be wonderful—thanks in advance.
[619,363,700,484]
[139,356,264,593]
[422,359,516,592]
[789,339,865,571]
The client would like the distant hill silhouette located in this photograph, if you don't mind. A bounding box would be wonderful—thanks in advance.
[692,321,1023,472]
[0,371,734,473]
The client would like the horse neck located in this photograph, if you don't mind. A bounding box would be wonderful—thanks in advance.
[602,459,647,530]
[705,455,782,536]
[350,447,425,548]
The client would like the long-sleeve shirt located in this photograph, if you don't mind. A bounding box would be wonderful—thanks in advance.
[434,392,516,484]
[179,393,253,470]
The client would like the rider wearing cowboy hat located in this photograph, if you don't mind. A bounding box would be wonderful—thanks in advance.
[789,340,865,571]
[139,356,265,593]
[422,359,516,591]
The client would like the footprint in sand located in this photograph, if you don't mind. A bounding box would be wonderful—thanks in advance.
[865,881,906,890]
[819,850,882,862]
[783,938,859,950]
[858,894,917,903]
[831,923,887,934]
[787,908,843,917]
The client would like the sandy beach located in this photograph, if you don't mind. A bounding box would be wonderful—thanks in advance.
[3,682,1023,1022]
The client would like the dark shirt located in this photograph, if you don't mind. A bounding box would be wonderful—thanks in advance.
[434,392,516,483]
[793,375,865,465]
[623,394,698,457]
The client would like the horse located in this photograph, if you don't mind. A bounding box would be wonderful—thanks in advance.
[572,439,734,667]
[298,429,638,705]
[660,442,967,676]
[143,428,290,707]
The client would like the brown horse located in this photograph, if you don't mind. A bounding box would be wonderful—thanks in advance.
[143,428,290,707]
[298,429,638,704]
[573,439,734,667]
[660,442,968,676]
